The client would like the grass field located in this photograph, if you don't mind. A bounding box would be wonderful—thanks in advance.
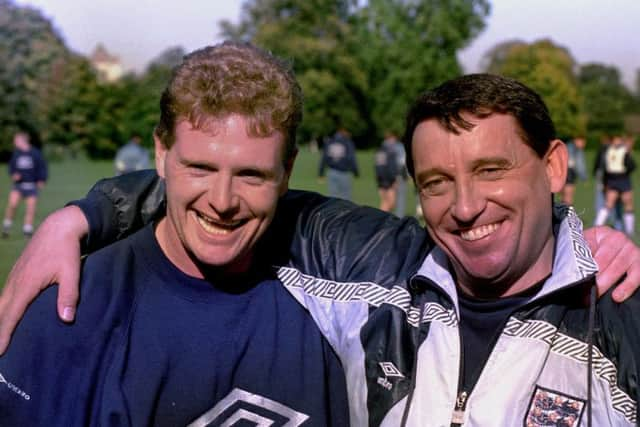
[0,149,637,286]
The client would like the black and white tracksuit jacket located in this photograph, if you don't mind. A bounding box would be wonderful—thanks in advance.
[72,170,640,427]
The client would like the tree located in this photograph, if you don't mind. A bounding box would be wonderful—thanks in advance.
[119,47,186,146]
[481,38,585,139]
[43,56,102,154]
[0,0,491,159]
[0,0,74,158]
[578,63,631,139]
[219,0,490,147]
[220,0,367,144]
[354,0,490,136]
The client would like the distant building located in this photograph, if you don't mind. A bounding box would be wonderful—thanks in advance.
[90,44,123,82]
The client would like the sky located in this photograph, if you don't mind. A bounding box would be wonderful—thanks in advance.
[15,0,640,88]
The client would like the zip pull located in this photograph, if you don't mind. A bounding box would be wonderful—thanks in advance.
[451,391,468,426]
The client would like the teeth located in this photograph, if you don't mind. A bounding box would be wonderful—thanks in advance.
[196,214,239,235]
[460,222,499,241]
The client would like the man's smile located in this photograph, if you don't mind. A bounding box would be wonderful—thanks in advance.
[195,212,246,235]
[459,221,501,241]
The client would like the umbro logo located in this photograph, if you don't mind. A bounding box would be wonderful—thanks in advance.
[187,388,309,427]
[0,371,30,400]
[377,362,405,391]
[379,362,405,378]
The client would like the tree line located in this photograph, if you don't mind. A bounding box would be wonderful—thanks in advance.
[0,0,638,160]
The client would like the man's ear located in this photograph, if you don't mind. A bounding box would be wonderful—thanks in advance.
[545,139,568,193]
[280,148,298,196]
[154,134,167,179]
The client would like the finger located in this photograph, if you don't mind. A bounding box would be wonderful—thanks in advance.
[611,271,637,302]
[595,239,640,300]
[592,247,617,291]
[591,238,623,296]
[610,256,640,302]
[56,259,81,322]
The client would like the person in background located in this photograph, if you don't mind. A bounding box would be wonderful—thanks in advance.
[594,134,636,236]
[2,131,47,238]
[374,133,398,212]
[114,133,150,175]
[318,127,359,200]
[560,136,586,205]
[386,132,408,217]
[593,136,624,229]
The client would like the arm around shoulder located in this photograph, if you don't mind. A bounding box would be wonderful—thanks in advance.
[69,169,165,253]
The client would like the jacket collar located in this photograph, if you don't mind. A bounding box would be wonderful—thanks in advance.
[413,205,599,314]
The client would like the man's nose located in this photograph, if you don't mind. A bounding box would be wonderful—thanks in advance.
[450,179,485,223]
[208,174,239,214]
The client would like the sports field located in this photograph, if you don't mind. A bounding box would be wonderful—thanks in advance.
[0,149,636,286]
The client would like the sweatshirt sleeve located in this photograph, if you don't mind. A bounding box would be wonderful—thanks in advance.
[8,151,17,176]
[36,150,48,182]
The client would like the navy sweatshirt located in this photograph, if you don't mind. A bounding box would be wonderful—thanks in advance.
[318,133,359,177]
[8,147,47,184]
[0,225,349,426]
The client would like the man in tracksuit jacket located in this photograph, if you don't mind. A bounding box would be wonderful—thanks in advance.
[318,128,359,201]
[2,76,640,425]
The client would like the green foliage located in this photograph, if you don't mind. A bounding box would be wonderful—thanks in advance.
[0,1,179,161]
[0,0,72,157]
[220,0,490,146]
[355,0,489,137]
[1,0,490,157]
[482,39,586,139]
[578,63,632,139]
[220,0,371,143]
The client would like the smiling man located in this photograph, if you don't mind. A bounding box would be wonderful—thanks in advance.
[401,74,640,425]
[412,112,561,298]
[155,115,290,277]
[0,42,349,426]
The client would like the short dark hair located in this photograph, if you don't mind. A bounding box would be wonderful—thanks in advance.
[402,73,556,177]
[155,41,303,161]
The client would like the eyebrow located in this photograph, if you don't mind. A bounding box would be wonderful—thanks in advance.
[469,157,512,170]
[415,156,513,182]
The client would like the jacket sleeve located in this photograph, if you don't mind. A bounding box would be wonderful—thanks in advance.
[263,190,431,284]
[259,191,432,358]
[598,290,640,421]
[619,295,640,422]
[8,152,17,176]
[68,171,432,284]
[625,152,636,174]
[69,169,166,253]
